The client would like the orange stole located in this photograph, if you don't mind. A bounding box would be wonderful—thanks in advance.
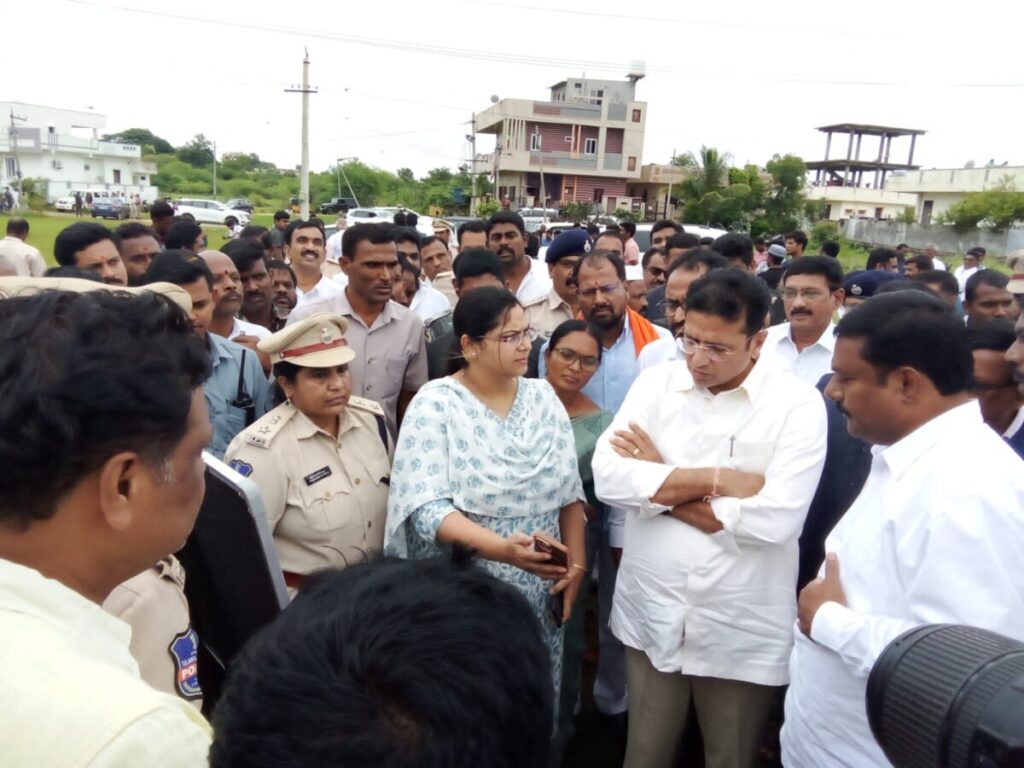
[627,307,661,357]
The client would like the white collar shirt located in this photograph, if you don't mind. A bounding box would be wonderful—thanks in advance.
[636,335,682,373]
[0,558,212,766]
[592,358,826,685]
[1004,404,1024,439]
[230,317,272,341]
[295,274,344,309]
[762,321,836,385]
[0,236,46,276]
[409,280,452,323]
[326,229,344,263]
[516,257,553,304]
[781,401,1024,767]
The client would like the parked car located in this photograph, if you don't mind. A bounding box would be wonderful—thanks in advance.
[174,198,251,226]
[224,197,254,213]
[630,222,729,251]
[318,197,358,215]
[346,207,434,236]
[91,197,130,220]
[54,196,77,212]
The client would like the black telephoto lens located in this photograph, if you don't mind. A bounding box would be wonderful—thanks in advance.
[867,624,1024,768]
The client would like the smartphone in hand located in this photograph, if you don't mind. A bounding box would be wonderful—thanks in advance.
[534,533,570,627]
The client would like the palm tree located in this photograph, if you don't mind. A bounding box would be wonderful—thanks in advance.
[678,146,732,200]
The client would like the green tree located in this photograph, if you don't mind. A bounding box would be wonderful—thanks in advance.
[679,146,732,201]
[763,154,807,234]
[561,201,592,222]
[176,134,215,168]
[938,184,1024,232]
[102,128,175,154]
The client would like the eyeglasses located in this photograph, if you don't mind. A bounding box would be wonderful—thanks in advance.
[551,347,600,371]
[578,282,622,301]
[664,299,686,315]
[483,327,538,347]
[782,288,828,301]
[677,334,755,362]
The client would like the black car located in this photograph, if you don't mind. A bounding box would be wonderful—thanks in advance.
[225,197,254,213]
[318,197,358,215]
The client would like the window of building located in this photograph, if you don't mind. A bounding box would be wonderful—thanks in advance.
[632,109,641,122]
[4,157,15,177]
[84,164,90,171]
[113,170,121,184]
[627,156,637,171]
[530,134,541,151]
[584,138,597,155]
[565,135,573,143]
[564,186,574,197]
[593,188,604,202]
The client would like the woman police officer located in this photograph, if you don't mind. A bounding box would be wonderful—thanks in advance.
[225,313,392,591]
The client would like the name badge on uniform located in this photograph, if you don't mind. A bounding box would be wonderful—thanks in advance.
[168,627,203,701]
[304,466,333,486]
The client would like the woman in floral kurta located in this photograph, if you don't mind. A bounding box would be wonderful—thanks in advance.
[385,288,586,703]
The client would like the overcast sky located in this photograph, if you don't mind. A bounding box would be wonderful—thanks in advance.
[8,0,1024,178]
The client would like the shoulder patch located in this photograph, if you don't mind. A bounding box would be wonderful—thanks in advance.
[244,404,298,449]
[168,627,203,701]
[228,458,254,477]
[349,396,385,416]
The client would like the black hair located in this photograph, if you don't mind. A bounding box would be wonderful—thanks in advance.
[874,280,939,297]
[911,269,960,297]
[142,250,214,289]
[866,247,898,271]
[164,220,204,251]
[418,235,445,251]
[486,211,526,236]
[966,318,1016,352]
[525,233,540,258]
[271,360,302,384]
[781,255,844,292]
[905,254,934,271]
[665,231,701,252]
[546,320,604,364]
[284,219,326,246]
[266,259,297,286]
[43,266,104,281]
[54,222,114,267]
[621,221,636,237]
[450,287,520,372]
[393,210,419,227]
[685,268,772,337]
[574,250,626,283]
[786,230,809,249]
[6,217,28,237]
[820,240,841,258]
[0,290,210,527]
[753,236,766,246]
[666,247,728,279]
[225,215,239,226]
[896,243,909,250]
[209,553,553,768]
[112,221,157,250]
[711,233,754,267]
[968,246,987,258]
[456,219,488,246]
[341,222,397,260]
[585,222,600,236]
[651,220,682,236]
[698,236,715,247]
[453,248,504,288]
[641,247,666,270]
[239,224,269,240]
[273,210,291,222]
[149,200,174,220]
[965,269,1010,303]
[394,228,420,248]
[836,291,971,395]
[222,238,268,274]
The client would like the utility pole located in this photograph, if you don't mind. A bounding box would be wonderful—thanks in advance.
[285,49,317,219]
[336,157,359,207]
[535,130,547,224]
[466,113,477,216]
[212,139,217,198]
[8,108,27,200]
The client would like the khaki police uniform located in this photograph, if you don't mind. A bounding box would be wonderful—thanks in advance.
[223,313,392,590]
[102,556,203,711]
[523,288,575,339]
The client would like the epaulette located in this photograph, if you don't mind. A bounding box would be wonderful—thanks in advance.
[348,396,385,416]
[521,293,547,308]
[245,405,298,449]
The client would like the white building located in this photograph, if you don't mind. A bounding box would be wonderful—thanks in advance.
[0,101,159,202]
[886,165,1024,225]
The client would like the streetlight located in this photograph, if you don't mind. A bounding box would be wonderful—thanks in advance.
[335,156,359,206]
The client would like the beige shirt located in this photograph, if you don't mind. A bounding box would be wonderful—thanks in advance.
[0,558,211,767]
[102,556,202,711]
[524,287,575,339]
[430,271,457,308]
[225,399,392,577]
[0,236,46,276]
[287,290,428,437]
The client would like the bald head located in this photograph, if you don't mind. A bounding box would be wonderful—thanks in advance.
[198,250,242,318]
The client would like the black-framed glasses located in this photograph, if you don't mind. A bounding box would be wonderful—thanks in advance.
[578,282,622,301]
[551,347,600,371]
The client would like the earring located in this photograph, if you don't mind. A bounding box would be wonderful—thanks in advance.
[284,392,293,406]
[471,352,478,358]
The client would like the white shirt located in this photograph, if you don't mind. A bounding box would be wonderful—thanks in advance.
[593,358,827,685]
[326,229,345,263]
[0,558,212,767]
[954,263,981,297]
[781,401,1024,767]
[1004,404,1024,439]
[230,317,272,341]
[295,274,344,311]
[762,322,836,385]
[516,257,553,304]
[0,235,46,276]
[636,335,682,373]
[409,280,452,323]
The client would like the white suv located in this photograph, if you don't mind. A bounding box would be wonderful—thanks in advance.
[174,198,251,226]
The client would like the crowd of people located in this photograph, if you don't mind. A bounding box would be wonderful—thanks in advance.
[1,204,1023,768]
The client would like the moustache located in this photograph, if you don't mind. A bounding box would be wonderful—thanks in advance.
[791,309,813,316]
[223,290,242,302]
[302,250,319,258]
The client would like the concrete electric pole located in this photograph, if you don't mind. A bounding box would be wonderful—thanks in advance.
[8,108,27,200]
[285,50,317,220]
